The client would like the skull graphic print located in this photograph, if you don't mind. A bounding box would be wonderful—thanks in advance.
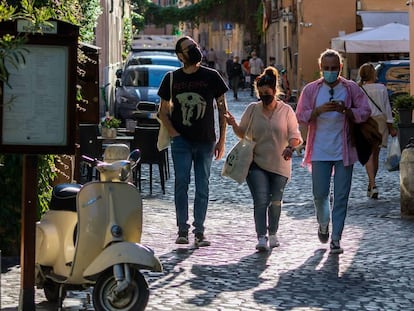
[176,92,207,126]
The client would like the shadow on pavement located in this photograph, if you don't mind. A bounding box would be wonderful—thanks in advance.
[185,251,271,307]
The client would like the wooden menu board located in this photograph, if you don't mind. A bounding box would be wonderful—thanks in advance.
[0,20,79,154]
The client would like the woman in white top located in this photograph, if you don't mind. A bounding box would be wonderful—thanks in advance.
[358,63,397,199]
[225,67,302,251]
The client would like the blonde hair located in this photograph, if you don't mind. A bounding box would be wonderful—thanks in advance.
[318,49,343,66]
[358,63,376,86]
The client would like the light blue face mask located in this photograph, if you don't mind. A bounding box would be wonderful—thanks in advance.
[323,71,339,83]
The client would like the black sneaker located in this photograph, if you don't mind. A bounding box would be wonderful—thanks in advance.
[330,240,344,254]
[175,232,189,244]
[318,225,329,244]
[194,232,211,247]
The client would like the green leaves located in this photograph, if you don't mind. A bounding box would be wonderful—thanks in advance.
[0,34,29,87]
[0,0,18,22]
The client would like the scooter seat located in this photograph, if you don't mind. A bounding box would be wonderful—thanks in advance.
[49,183,82,212]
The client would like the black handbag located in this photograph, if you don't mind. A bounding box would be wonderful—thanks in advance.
[350,117,382,165]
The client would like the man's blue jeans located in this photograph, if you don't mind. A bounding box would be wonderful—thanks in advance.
[171,136,215,235]
[246,162,288,237]
[311,161,353,241]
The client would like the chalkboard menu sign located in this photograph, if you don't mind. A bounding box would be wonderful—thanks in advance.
[0,20,79,154]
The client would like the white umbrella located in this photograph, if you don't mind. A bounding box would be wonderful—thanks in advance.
[331,23,409,53]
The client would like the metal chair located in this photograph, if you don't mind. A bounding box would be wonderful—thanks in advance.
[131,126,168,194]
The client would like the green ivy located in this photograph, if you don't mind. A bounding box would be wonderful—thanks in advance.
[79,0,102,43]
[0,155,22,256]
[142,0,260,28]
[0,0,101,256]
[133,0,261,46]
[122,16,132,60]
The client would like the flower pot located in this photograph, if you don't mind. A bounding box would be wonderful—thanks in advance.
[101,127,117,139]
[398,108,413,124]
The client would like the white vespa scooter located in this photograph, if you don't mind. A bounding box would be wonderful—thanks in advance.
[35,148,162,310]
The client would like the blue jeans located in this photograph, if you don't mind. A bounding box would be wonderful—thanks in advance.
[246,162,288,237]
[171,136,215,235]
[311,161,353,241]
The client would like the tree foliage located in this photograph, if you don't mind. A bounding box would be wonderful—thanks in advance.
[131,0,261,37]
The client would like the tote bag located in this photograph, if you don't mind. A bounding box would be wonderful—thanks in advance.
[157,72,173,151]
[222,107,256,184]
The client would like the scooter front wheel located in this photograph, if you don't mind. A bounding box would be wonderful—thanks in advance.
[93,267,149,311]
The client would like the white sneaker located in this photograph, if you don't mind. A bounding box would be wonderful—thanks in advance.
[269,234,280,248]
[255,236,269,252]
[370,187,379,199]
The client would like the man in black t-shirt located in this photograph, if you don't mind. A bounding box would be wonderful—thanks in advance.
[158,36,229,247]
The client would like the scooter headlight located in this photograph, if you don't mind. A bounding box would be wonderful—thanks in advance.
[111,225,123,237]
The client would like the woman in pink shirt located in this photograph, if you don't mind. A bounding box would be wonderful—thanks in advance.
[225,67,302,251]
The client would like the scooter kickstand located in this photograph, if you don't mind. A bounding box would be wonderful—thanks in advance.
[57,284,65,311]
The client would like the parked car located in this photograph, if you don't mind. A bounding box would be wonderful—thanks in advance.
[125,51,181,68]
[114,64,178,126]
[375,60,410,104]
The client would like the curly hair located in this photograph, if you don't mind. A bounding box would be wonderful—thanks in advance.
[255,66,283,97]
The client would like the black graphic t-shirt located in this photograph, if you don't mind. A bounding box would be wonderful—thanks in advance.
[158,66,228,142]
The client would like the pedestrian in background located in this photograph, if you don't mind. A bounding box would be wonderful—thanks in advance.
[268,56,276,67]
[242,57,251,89]
[296,49,371,254]
[249,51,264,96]
[201,46,208,65]
[158,36,229,247]
[358,63,397,199]
[207,48,217,68]
[229,55,243,100]
[279,69,292,103]
[225,66,302,251]
[226,54,234,86]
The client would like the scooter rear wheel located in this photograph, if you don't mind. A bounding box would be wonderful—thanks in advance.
[93,267,149,311]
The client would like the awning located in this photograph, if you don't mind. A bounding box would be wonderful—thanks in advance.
[331,23,409,53]
[357,11,408,30]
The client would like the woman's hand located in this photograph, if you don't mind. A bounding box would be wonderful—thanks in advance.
[389,126,398,137]
[282,146,294,161]
[224,111,237,127]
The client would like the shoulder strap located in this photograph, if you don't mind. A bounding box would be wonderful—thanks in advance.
[168,71,174,113]
[169,71,173,102]
[245,105,256,139]
[360,86,382,113]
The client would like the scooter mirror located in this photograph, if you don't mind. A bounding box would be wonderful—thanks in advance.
[128,149,141,163]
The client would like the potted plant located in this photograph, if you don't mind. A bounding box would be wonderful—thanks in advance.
[100,114,121,138]
[392,93,414,125]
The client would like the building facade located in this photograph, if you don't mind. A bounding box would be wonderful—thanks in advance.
[133,0,409,95]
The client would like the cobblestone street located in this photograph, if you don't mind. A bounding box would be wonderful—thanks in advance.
[1,90,413,311]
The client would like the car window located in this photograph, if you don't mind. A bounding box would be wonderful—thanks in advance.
[122,68,169,87]
[123,69,140,86]
[126,57,180,68]
[148,68,169,87]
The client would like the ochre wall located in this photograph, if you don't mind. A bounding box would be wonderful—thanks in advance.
[297,0,355,89]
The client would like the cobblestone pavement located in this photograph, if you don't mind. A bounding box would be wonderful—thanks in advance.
[2,90,413,310]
